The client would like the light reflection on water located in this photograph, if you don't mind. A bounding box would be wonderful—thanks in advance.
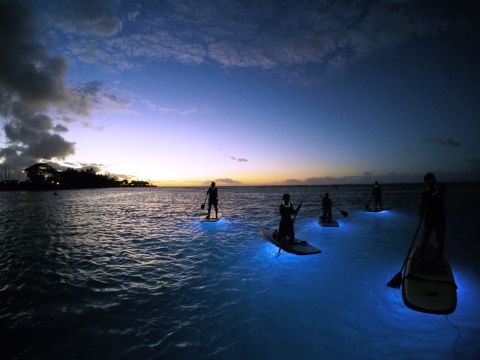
[0,185,479,359]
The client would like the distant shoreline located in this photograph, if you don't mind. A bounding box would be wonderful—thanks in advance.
[1,181,477,191]
[149,181,478,187]
[0,163,155,191]
[0,182,156,191]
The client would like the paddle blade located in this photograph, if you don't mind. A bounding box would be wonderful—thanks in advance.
[200,203,205,210]
[387,272,403,289]
[341,210,349,218]
[276,233,284,257]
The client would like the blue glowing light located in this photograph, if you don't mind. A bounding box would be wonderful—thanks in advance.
[364,209,394,217]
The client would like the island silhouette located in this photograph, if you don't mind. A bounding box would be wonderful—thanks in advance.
[0,163,153,191]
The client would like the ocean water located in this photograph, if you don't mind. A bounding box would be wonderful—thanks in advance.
[1,184,479,359]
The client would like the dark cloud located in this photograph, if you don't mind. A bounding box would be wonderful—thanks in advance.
[423,137,461,147]
[280,172,416,185]
[58,115,76,123]
[0,2,68,110]
[51,0,122,37]
[64,0,479,76]
[281,168,480,184]
[53,124,68,132]
[213,178,242,185]
[0,1,79,168]
[80,121,105,132]
[224,154,248,162]
[66,81,133,115]
[24,133,75,159]
[65,81,102,115]
[282,179,302,185]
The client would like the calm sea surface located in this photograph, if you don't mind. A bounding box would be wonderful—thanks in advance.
[1,185,479,359]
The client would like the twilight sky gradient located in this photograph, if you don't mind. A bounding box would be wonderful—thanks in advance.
[1,0,479,185]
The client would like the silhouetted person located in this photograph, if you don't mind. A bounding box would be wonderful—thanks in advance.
[322,192,332,223]
[420,173,446,262]
[274,193,300,245]
[373,181,382,211]
[206,181,218,219]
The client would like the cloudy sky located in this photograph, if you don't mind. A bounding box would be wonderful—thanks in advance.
[0,0,479,185]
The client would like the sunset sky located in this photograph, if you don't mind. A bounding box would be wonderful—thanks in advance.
[0,0,479,185]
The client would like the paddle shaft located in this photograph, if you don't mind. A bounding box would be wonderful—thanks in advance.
[201,192,209,209]
[277,201,302,257]
[397,215,424,277]
[320,195,348,217]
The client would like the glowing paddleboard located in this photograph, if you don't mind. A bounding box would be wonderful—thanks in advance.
[316,216,339,227]
[260,227,321,255]
[402,245,457,315]
[365,208,389,212]
[200,213,222,222]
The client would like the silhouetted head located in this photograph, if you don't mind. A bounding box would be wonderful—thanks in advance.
[282,193,290,202]
[211,181,216,187]
[424,173,436,185]
[325,192,329,198]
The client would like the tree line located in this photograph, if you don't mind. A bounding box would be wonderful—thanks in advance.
[0,163,152,190]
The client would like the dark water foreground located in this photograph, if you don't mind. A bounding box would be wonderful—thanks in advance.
[1,184,479,359]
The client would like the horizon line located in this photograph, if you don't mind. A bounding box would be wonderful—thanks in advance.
[149,180,480,188]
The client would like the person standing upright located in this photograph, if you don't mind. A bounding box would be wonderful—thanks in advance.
[321,193,333,223]
[206,181,218,219]
[373,181,383,211]
[420,173,446,262]
[275,193,301,245]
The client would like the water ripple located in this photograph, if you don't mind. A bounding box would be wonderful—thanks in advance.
[1,185,479,359]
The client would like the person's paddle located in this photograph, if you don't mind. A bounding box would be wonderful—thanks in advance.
[333,204,348,218]
[276,201,302,257]
[320,195,349,218]
[386,215,424,288]
[200,192,208,210]
[365,190,373,210]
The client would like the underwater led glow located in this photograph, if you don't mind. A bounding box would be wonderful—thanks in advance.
[305,219,348,231]
[450,266,479,312]
[257,241,319,263]
[364,209,394,217]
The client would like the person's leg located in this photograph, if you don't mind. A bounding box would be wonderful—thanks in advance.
[214,202,218,218]
[415,223,432,271]
[434,221,446,259]
[287,222,295,244]
[420,222,433,260]
[207,202,212,218]
[277,222,286,242]
[327,209,332,222]
[322,210,326,222]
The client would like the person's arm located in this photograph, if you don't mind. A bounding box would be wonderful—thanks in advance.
[295,203,302,214]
